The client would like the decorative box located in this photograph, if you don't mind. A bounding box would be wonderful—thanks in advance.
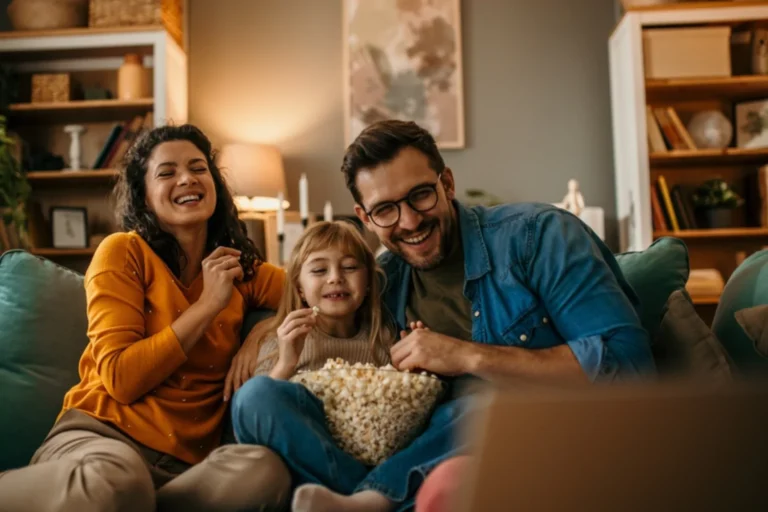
[31,73,71,103]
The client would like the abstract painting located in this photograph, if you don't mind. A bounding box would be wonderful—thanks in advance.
[343,0,465,148]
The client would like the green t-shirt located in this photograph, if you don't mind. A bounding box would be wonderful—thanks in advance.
[405,231,472,340]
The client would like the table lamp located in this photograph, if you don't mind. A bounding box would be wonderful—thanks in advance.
[219,143,289,211]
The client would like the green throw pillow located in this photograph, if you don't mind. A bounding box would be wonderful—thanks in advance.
[615,237,690,339]
[0,250,89,470]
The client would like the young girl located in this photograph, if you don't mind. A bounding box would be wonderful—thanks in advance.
[231,220,401,512]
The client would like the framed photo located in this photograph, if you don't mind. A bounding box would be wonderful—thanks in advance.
[240,211,317,267]
[342,0,465,149]
[735,99,768,149]
[51,207,88,249]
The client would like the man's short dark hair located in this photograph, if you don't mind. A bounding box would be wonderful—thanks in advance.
[341,120,446,205]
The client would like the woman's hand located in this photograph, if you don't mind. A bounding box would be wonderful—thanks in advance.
[200,247,243,315]
[270,309,317,379]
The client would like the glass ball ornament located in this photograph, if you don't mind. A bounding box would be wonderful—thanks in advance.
[686,110,733,149]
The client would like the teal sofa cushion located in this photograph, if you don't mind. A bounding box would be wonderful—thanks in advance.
[0,250,89,470]
[615,237,690,339]
[713,249,768,375]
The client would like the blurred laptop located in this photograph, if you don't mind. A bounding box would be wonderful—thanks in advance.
[455,381,768,512]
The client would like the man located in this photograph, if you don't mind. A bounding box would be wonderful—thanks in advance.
[231,120,655,512]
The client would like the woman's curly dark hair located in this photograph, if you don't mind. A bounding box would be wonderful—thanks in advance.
[114,124,263,281]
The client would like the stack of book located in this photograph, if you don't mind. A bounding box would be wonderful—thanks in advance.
[646,105,697,153]
[651,175,697,232]
[92,112,154,169]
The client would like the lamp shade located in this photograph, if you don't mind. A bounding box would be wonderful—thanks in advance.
[219,143,287,210]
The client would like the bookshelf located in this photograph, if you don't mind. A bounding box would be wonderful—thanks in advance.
[609,2,768,318]
[0,26,187,272]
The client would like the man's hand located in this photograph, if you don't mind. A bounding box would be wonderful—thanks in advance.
[390,328,474,376]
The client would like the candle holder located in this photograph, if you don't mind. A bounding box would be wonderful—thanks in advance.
[277,233,285,266]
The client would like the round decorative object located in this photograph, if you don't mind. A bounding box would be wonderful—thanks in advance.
[686,110,734,150]
[7,0,88,31]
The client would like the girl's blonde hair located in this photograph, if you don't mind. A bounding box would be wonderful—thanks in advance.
[257,220,392,368]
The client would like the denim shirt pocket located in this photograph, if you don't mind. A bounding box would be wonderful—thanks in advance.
[500,305,557,348]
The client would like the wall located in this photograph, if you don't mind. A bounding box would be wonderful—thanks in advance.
[190,0,619,247]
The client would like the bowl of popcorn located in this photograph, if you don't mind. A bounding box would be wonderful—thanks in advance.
[291,358,445,465]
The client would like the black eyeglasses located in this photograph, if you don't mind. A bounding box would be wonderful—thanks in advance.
[363,173,442,228]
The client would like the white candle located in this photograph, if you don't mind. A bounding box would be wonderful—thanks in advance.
[299,174,309,220]
[323,201,333,222]
[276,192,285,235]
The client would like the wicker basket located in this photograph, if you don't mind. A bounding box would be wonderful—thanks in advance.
[31,73,71,103]
[88,0,182,45]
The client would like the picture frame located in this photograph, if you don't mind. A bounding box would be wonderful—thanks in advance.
[735,99,768,149]
[240,211,317,266]
[51,207,88,249]
[342,0,465,149]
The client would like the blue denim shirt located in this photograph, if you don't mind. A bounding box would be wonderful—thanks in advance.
[379,201,655,382]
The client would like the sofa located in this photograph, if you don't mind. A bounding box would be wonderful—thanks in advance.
[0,237,747,477]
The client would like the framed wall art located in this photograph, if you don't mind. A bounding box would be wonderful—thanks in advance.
[343,0,465,149]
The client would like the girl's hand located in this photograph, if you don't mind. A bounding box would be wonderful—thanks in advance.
[272,309,317,377]
[400,320,428,340]
[200,247,243,314]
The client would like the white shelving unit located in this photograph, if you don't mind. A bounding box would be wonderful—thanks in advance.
[608,1,768,253]
[0,26,187,126]
[0,26,187,272]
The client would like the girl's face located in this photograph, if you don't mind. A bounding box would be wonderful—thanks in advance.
[298,246,368,321]
[144,140,217,232]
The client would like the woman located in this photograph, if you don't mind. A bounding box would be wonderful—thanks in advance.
[0,124,290,512]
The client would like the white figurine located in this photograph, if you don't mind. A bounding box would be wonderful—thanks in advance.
[561,179,585,217]
[64,124,86,171]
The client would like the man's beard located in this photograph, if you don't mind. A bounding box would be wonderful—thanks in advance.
[384,217,451,270]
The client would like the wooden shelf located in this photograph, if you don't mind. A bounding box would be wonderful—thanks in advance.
[10,98,153,112]
[625,1,768,12]
[0,25,166,40]
[27,169,120,185]
[9,99,153,123]
[650,147,768,166]
[646,75,768,100]
[30,247,96,257]
[654,228,768,239]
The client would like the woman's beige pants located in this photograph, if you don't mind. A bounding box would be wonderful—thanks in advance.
[0,410,291,512]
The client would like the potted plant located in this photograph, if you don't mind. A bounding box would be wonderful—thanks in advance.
[0,114,30,248]
[691,179,744,229]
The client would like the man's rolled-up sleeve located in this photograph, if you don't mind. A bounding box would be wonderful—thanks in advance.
[526,209,655,381]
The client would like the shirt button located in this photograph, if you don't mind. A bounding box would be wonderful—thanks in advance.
[182,375,186,380]
[519,334,528,342]
[209,365,214,369]
[542,317,549,324]
[473,311,480,318]
[182,398,187,402]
